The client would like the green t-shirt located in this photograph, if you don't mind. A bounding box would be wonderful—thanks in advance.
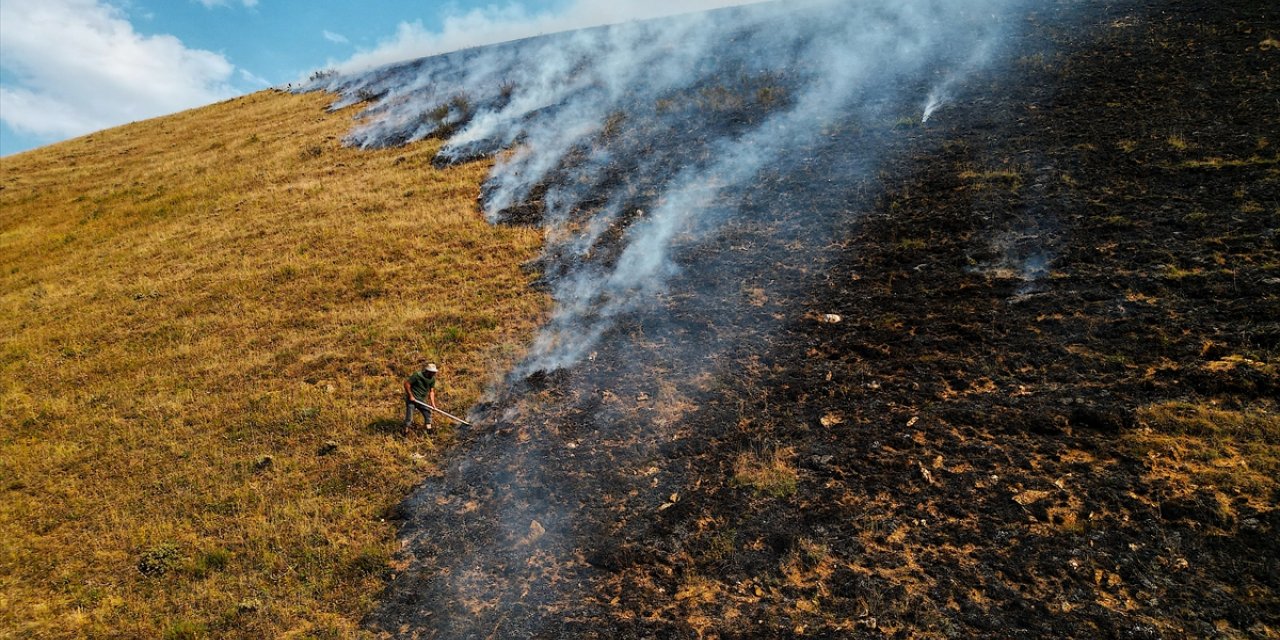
[407,371,436,400]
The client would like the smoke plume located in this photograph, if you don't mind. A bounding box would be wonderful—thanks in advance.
[305,0,1034,634]
[313,0,1019,376]
[329,0,767,74]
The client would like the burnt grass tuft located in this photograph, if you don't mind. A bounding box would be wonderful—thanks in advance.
[369,0,1278,638]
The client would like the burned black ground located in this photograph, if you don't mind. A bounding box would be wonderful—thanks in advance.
[367,1,1278,638]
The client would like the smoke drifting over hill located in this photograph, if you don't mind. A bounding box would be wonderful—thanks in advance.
[329,0,766,74]
[307,0,1042,635]
[312,0,1021,377]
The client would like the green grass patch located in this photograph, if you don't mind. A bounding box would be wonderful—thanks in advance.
[733,446,799,498]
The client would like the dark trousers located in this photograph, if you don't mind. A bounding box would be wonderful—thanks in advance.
[404,398,433,427]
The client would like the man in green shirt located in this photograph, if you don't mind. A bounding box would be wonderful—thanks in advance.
[403,363,438,432]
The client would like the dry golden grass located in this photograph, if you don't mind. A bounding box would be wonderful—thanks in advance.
[0,90,548,638]
[1128,401,1280,511]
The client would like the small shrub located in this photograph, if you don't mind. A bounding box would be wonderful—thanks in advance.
[892,116,917,129]
[308,68,337,83]
[350,547,388,577]
[273,264,299,282]
[756,85,786,107]
[600,112,626,140]
[442,325,467,344]
[426,104,451,123]
[138,543,181,577]
[699,85,745,112]
[1101,214,1135,229]
[355,88,384,103]
[164,619,208,640]
[957,169,1021,182]
[352,266,383,299]
[192,549,230,578]
[449,93,472,117]
[1162,264,1203,280]
[253,455,274,472]
[236,598,264,615]
[733,446,798,498]
[706,529,736,563]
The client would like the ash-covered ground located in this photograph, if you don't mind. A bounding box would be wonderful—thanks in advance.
[313,0,1278,637]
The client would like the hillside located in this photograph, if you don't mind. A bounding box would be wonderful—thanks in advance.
[2,0,1278,639]
[0,92,547,637]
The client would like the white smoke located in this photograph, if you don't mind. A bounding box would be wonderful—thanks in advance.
[329,0,768,74]
[312,0,1024,375]
[922,33,1000,123]
[327,1,1045,631]
[922,87,947,123]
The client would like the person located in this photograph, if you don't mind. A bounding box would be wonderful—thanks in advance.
[403,363,438,432]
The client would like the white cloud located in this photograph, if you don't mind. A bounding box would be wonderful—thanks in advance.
[323,30,350,45]
[239,69,273,87]
[331,0,761,73]
[0,0,239,141]
[195,0,259,8]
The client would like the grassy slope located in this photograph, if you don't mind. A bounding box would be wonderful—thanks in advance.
[0,91,546,638]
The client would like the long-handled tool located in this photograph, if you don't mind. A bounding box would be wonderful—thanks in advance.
[411,399,474,427]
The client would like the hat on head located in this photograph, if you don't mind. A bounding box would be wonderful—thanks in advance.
[425,363,439,373]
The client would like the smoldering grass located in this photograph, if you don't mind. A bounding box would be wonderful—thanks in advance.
[289,0,1039,631]
[449,93,474,118]
[356,87,387,104]
[497,80,517,101]
[599,111,627,141]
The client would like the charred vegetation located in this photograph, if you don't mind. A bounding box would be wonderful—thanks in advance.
[311,0,1280,637]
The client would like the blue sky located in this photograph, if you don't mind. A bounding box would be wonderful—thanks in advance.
[1,0,741,157]
[125,1,562,86]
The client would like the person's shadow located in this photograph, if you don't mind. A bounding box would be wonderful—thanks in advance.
[367,418,405,435]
